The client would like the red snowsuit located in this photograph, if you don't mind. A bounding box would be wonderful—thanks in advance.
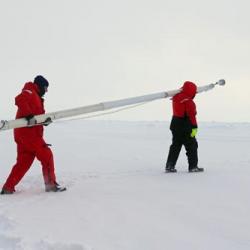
[3,82,56,192]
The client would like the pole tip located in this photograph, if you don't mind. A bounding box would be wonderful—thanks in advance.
[217,79,226,86]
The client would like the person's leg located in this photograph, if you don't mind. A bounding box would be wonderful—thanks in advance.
[184,136,198,170]
[35,142,56,187]
[166,130,183,171]
[35,139,66,192]
[2,144,35,192]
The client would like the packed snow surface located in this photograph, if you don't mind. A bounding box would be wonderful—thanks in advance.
[1,121,250,250]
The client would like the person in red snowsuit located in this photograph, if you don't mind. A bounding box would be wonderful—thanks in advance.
[1,76,65,194]
[166,81,204,173]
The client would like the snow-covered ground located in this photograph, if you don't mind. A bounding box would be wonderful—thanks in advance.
[0,121,250,250]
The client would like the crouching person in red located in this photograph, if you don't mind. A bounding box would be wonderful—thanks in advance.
[1,75,66,194]
[166,81,204,173]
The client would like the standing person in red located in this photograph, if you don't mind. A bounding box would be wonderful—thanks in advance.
[1,75,66,194]
[166,81,204,173]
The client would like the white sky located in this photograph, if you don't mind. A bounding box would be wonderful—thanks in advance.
[0,0,249,122]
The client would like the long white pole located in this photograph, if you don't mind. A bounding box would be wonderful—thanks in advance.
[0,79,225,131]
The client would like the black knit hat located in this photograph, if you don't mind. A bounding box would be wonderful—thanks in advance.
[34,75,49,96]
[34,75,49,87]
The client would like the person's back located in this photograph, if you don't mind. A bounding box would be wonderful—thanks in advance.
[170,81,197,131]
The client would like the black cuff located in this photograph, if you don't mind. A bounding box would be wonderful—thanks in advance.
[25,114,35,121]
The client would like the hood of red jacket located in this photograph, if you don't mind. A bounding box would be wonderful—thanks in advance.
[181,81,197,98]
[22,82,39,94]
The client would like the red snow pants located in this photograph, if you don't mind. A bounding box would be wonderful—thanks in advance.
[3,138,56,192]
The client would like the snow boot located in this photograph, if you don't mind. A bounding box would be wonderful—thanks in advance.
[0,188,14,195]
[189,167,204,173]
[45,183,66,192]
[165,164,177,173]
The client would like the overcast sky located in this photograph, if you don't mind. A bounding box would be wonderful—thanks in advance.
[0,0,249,122]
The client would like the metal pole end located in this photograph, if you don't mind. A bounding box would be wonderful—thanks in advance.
[0,120,7,130]
[217,79,226,86]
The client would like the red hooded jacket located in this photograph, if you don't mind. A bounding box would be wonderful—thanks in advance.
[171,81,197,129]
[14,82,45,144]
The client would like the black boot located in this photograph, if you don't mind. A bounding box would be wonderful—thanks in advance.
[165,164,177,173]
[45,182,67,192]
[1,189,14,195]
[189,167,204,173]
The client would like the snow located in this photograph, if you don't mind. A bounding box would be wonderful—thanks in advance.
[1,121,250,250]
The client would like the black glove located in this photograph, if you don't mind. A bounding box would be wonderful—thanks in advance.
[43,117,52,126]
[25,114,37,126]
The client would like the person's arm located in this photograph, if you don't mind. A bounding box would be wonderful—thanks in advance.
[15,93,33,117]
[15,93,37,125]
[186,101,197,128]
[186,101,198,138]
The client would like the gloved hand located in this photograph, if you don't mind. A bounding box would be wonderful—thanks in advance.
[43,117,52,126]
[190,128,198,138]
[25,114,37,126]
